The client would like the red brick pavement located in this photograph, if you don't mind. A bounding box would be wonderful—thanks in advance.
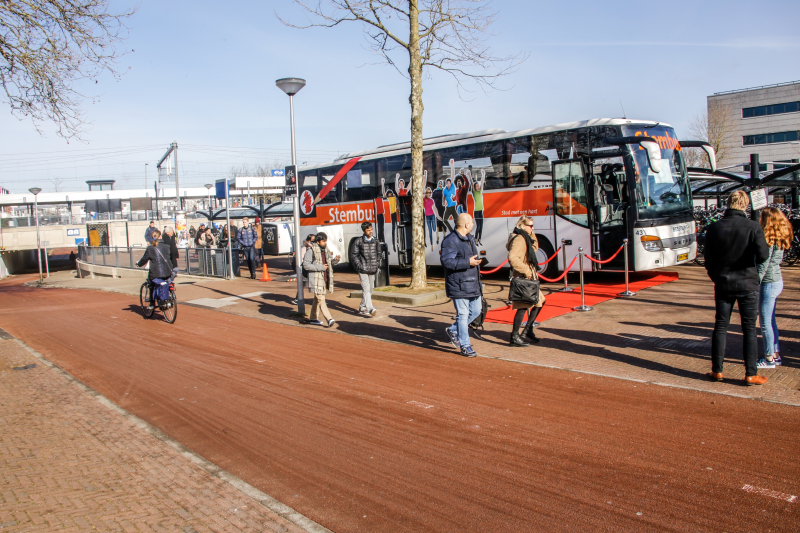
[38,257,800,406]
[0,335,329,533]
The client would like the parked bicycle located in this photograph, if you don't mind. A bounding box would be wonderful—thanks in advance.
[140,278,178,323]
[693,206,725,266]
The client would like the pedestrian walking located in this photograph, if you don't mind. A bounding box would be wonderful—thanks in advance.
[440,213,483,357]
[350,221,380,317]
[162,226,180,278]
[303,232,340,327]
[189,225,197,239]
[293,233,316,305]
[704,190,770,385]
[757,207,792,368]
[144,221,157,244]
[507,216,547,347]
[238,216,258,279]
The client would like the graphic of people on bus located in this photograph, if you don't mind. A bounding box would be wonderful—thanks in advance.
[472,169,486,245]
[424,186,437,250]
[431,180,446,242]
[442,177,458,233]
[455,173,470,214]
[380,177,398,252]
[373,193,386,243]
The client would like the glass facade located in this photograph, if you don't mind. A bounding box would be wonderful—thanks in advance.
[743,131,799,146]
[742,101,800,118]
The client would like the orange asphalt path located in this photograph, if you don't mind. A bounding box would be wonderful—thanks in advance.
[1,276,798,533]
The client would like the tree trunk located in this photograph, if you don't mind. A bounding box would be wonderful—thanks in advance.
[408,0,427,289]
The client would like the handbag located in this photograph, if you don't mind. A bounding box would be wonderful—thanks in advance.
[508,276,540,305]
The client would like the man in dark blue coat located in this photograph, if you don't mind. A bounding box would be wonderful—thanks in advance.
[440,213,482,357]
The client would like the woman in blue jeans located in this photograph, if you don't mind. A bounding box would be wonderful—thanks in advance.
[757,207,792,368]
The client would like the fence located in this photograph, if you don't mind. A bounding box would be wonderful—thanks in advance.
[77,244,232,278]
[2,211,211,228]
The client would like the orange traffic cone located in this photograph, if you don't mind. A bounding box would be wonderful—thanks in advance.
[259,262,273,282]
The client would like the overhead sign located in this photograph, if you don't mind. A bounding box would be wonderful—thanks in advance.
[285,165,298,197]
[66,229,80,236]
[215,178,234,200]
[271,169,285,177]
[749,188,768,211]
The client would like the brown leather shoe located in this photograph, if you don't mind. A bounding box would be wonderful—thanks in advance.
[744,375,768,386]
[706,372,723,382]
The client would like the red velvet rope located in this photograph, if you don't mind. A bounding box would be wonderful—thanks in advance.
[584,244,625,264]
[538,255,578,283]
[478,246,562,275]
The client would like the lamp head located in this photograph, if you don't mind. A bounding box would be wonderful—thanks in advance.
[204,184,213,190]
[29,187,42,195]
[276,78,306,96]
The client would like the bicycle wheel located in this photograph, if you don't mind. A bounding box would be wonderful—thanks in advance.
[694,244,705,266]
[162,289,178,323]
[140,282,155,319]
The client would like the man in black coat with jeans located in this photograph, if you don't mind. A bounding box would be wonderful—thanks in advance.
[704,190,770,385]
[350,221,381,317]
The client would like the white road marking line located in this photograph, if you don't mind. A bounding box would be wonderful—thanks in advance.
[221,291,269,301]
[187,292,269,308]
[742,484,797,503]
[406,401,434,409]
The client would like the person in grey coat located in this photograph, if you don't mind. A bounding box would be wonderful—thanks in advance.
[350,221,381,317]
[302,232,340,327]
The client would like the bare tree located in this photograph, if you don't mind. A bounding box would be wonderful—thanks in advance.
[48,177,65,192]
[280,0,524,288]
[0,0,135,140]
[685,101,736,169]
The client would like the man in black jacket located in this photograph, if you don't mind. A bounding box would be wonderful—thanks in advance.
[704,190,770,385]
[350,221,381,317]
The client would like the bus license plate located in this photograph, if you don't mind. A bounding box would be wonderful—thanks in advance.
[678,253,689,262]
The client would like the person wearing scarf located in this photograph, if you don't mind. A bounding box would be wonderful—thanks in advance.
[506,216,547,347]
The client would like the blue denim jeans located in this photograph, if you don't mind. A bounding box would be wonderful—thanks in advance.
[759,280,783,356]
[448,296,482,348]
[425,214,435,245]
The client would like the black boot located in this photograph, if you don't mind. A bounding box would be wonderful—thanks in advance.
[510,332,530,347]
[524,306,542,343]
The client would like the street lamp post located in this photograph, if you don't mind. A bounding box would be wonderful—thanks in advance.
[29,187,43,284]
[204,184,213,220]
[276,77,306,316]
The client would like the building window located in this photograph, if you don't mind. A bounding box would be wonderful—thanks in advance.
[742,101,800,118]
[742,131,799,146]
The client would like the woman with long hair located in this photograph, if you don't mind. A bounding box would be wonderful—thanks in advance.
[757,207,792,368]
[507,215,547,347]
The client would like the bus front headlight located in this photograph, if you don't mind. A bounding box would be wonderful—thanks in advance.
[640,235,663,252]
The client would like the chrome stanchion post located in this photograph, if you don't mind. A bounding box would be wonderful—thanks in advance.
[618,238,636,297]
[573,247,593,311]
[557,238,573,292]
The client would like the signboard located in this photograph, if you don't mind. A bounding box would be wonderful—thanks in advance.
[66,228,80,236]
[271,169,285,177]
[285,165,298,197]
[175,212,187,232]
[215,178,234,200]
[749,188,768,211]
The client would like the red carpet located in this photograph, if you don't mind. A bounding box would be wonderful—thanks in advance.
[485,271,679,325]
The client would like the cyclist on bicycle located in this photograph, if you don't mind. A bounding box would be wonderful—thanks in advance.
[137,229,174,309]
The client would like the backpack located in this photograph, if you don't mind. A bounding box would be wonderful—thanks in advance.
[290,252,309,279]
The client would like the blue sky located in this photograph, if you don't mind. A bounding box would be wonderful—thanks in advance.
[1,0,798,193]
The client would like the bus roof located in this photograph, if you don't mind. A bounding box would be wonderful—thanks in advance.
[301,118,671,172]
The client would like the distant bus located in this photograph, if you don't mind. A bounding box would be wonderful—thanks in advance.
[297,118,698,277]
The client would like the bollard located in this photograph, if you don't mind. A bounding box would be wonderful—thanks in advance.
[617,239,636,297]
[557,238,574,292]
[573,247,593,312]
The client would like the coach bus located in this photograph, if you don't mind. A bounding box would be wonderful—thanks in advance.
[296,118,702,278]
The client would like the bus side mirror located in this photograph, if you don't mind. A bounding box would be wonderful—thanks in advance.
[638,139,662,174]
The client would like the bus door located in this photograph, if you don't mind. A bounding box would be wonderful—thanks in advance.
[396,195,413,267]
[551,160,592,271]
[590,162,628,270]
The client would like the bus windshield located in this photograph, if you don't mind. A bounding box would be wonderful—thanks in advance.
[622,125,692,220]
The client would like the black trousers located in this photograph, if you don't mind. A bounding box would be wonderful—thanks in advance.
[376,216,385,243]
[712,290,759,377]
[474,210,484,240]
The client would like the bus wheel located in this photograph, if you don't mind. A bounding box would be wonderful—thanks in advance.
[535,236,558,280]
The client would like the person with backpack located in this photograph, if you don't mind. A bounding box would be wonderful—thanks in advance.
[507,216,547,347]
[350,221,381,317]
[440,213,483,357]
[136,229,174,310]
[303,232,340,327]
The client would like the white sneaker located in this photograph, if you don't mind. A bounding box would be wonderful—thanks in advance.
[308,319,323,326]
[370,308,377,317]
[757,358,776,369]
[328,319,336,327]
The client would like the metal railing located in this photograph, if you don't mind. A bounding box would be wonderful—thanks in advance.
[77,244,231,278]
